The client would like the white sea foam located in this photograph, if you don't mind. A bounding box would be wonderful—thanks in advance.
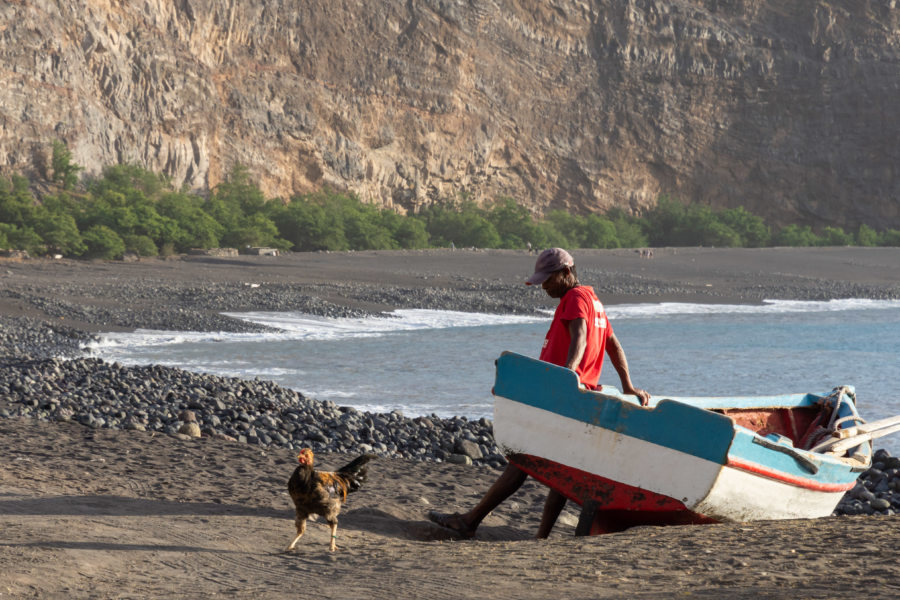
[221,308,545,339]
[307,389,359,399]
[605,298,900,319]
[83,300,900,355]
[82,330,265,352]
[83,309,544,357]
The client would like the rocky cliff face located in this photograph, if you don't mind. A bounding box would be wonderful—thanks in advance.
[2,0,899,229]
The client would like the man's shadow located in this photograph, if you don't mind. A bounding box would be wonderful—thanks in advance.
[340,506,536,542]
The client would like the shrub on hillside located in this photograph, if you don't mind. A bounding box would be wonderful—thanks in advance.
[123,234,158,257]
[6,145,900,254]
[772,224,819,246]
[817,226,854,246]
[421,203,501,248]
[33,210,85,256]
[81,225,126,259]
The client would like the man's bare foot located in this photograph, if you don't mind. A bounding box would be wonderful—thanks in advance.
[427,511,476,539]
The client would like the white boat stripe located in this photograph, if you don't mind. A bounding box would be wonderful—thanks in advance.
[696,465,846,521]
[494,397,720,506]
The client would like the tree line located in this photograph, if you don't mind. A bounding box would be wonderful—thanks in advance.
[2,145,899,259]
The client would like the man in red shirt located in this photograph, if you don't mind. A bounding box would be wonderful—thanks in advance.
[429,248,650,539]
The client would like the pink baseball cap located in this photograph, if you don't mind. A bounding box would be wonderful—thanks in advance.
[525,248,574,285]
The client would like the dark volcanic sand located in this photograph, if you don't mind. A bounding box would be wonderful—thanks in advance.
[2,247,900,599]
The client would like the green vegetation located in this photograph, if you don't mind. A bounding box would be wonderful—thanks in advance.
[51,140,83,191]
[3,144,900,258]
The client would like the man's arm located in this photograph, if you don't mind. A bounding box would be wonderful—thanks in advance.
[606,331,651,406]
[565,318,588,371]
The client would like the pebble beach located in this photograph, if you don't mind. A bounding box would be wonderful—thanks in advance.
[2,247,900,599]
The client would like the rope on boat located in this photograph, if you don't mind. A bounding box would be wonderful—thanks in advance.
[827,386,864,429]
[804,385,866,452]
[807,386,866,454]
[802,387,900,456]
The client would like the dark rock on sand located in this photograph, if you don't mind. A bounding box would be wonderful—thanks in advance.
[834,449,900,517]
[0,357,507,469]
[0,316,91,360]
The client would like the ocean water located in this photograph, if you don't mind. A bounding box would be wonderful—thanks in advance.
[84,299,900,455]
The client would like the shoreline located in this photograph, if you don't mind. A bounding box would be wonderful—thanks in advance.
[4,246,900,331]
[3,247,900,598]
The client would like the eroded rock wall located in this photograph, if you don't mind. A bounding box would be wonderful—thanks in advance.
[2,0,899,228]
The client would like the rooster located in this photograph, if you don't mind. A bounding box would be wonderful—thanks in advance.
[286,448,376,552]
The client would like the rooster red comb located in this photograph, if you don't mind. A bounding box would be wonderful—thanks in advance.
[297,448,314,465]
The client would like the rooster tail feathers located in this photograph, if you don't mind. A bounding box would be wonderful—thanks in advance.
[337,454,377,494]
[337,453,377,475]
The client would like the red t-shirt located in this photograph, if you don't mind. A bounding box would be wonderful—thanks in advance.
[538,285,611,388]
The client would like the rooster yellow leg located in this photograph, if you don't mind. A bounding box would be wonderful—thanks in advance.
[329,521,338,552]
[286,517,307,551]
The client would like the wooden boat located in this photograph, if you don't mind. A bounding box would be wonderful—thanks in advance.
[492,352,891,535]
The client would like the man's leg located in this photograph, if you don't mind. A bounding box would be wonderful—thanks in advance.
[536,489,567,538]
[429,464,528,537]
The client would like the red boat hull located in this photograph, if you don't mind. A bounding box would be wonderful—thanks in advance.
[509,453,718,534]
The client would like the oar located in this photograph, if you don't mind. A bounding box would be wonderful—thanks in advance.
[831,414,900,439]
[815,421,900,455]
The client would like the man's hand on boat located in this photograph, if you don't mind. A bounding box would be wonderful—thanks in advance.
[624,385,651,407]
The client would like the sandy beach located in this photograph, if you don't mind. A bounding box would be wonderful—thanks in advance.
[2,247,900,599]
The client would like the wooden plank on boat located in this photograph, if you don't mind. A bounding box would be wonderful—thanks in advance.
[823,422,900,454]
[833,414,900,439]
